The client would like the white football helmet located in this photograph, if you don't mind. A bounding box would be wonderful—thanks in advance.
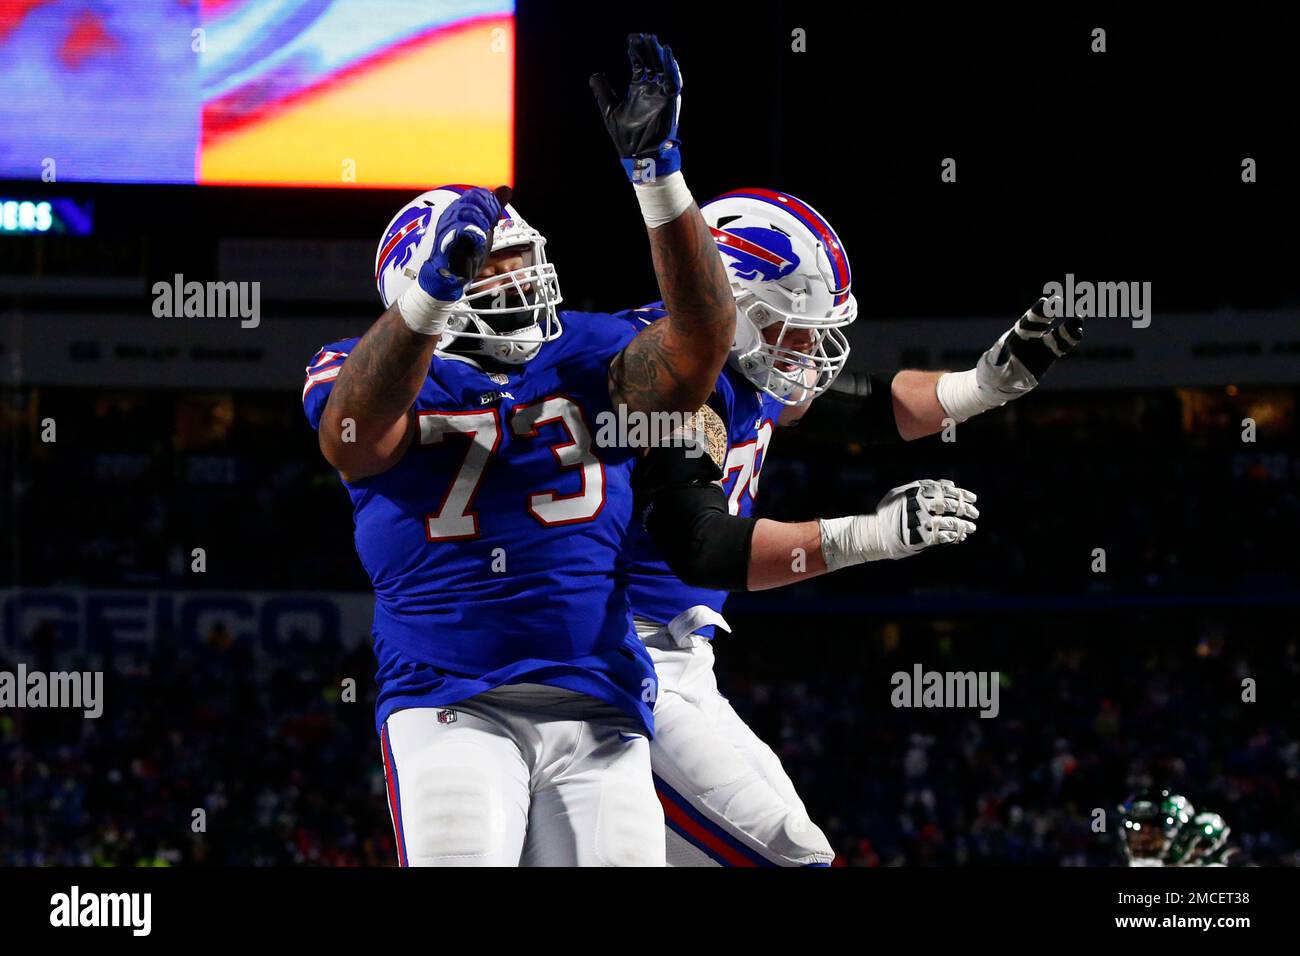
[701,189,856,405]
[374,186,563,364]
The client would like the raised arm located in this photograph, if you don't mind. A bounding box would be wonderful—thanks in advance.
[782,297,1085,442]
[608,203,734,414]
[319,188,506,482]
[591,34,734,415]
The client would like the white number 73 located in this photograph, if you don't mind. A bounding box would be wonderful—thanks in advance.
[416,395,604,541]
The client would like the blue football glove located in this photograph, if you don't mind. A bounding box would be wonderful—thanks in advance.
[417,186,509,302]
[590,33,683,183]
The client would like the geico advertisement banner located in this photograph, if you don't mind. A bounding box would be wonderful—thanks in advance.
[0,589,375,658]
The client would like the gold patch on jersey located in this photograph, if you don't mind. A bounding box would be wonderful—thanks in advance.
[683,404,728,470]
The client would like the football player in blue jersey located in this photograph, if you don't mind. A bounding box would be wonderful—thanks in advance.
[615,188,1084,866]
[302,34,746,866]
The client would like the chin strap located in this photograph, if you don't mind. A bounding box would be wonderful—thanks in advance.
[438,306,547,365]
[470,320,544,364]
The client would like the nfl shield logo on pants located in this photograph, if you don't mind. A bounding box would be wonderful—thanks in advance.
[437,708,457,725]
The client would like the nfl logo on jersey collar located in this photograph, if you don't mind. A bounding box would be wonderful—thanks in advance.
[471,368,517,405]
[429,350,530,407]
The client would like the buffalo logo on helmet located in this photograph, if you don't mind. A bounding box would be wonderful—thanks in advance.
[375,204,432,282]
[710,223,800,283]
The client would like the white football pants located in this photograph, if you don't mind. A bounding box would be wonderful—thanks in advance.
[639,609,835,867]
[380,686,665,866]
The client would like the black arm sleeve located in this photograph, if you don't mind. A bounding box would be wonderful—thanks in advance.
[632,444,756,592]
[787,371,902,445]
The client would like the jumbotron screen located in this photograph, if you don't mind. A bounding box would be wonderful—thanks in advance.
[0,0,514,188]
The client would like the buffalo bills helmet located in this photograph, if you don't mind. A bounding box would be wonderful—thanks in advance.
[374,186,563,364]
[701,188,856,405]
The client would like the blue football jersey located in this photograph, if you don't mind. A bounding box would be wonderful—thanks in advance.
[614,304,786,638]
[303,312,656,733]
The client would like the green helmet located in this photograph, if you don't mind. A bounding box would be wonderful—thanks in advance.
[1119,789,1194,863]
[1167,810,1230,866]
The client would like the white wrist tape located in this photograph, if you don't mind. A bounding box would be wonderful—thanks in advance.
[633,170,693,229]
[936,368,1003,424]
[397,282,455,337]
[819,514,888,572]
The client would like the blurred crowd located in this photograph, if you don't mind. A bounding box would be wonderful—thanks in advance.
[717,609,1300,866]
[3,609,1296,866]
[1,623,393,866]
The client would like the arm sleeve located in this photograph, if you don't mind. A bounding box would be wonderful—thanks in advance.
[787,370,902,445]
[632,443,756,592]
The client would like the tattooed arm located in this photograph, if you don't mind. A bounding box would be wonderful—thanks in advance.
[592,34,735,415]
[318,302,436,482]
[607,203,734,414]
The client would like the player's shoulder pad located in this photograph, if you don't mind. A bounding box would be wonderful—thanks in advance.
[609,300,669,329]
[303,337,360,396]
[704,362,741,420]
[552,309,640,365]
[306,336,360,366]
[302,336,362,431]
[759,387,788,420]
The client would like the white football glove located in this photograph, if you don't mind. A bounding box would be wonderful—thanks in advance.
[937,297,1083,422]
[819,479,979,571]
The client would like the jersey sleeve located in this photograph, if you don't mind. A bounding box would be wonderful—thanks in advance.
[301,338,359,430]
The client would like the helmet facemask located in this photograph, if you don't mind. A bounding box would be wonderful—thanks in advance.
[731,284,855,406]
[1167,811,1230,865]
[1121,820,1173,862]
[441,218,563,365]
[1119,790,1194,864]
